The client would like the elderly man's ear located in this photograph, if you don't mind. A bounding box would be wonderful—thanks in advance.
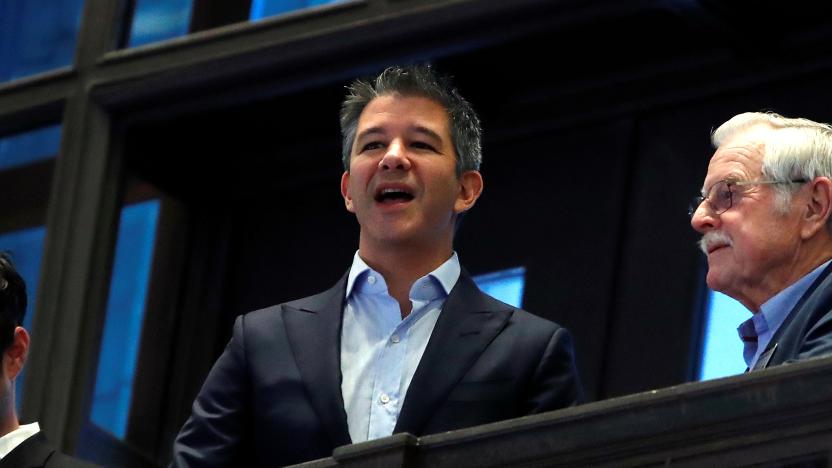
[3,327,29,380]
[802,177,832,240]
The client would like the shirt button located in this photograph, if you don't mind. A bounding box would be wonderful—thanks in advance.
[379,394,390,404]
[390,334,400,344]
[368,276,376,285]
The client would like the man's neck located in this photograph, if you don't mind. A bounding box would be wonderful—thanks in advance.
[358,242,453,318]
[0,414,19,439]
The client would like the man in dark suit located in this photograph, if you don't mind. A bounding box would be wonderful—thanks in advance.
[690,112,832,370]
[0,253,98,468]
[172,64,584,467]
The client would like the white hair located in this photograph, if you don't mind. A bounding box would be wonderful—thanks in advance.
[712,112,832,215]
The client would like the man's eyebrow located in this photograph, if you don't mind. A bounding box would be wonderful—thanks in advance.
[412,126,442,142]
[355,127,386,141]
[355,125,443,142]
[701,174,742,195]
[701,179,718,197]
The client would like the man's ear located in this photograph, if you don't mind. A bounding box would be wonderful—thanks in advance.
[341,171,355,213]
[4,327,29,381]
[454,170,484,214]
[801,177,832,239]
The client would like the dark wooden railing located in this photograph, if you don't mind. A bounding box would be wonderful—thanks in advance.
[293,356,832,467]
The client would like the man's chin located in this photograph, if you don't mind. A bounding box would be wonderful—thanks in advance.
[363,226,417,245]
[705,270,727,294]
[705,271,739,299]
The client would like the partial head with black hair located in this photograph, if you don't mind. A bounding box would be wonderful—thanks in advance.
[0,252,30,436]
[0,253,26,353]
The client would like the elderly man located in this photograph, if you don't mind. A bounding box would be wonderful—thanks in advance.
[690,111,832,371]
[172,64,583,467]
[0,253,98,467]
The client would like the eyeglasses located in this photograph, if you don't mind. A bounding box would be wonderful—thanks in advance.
[688,178,809,217]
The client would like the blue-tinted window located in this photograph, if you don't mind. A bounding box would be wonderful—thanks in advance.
[127,0,192,48]
[250,0,345,21]
[698,290,749,380]
[91,200,160,438]
[473,267,525,308]
[0,0,85,82]
[0,125,61,171]
[125,0,350,47]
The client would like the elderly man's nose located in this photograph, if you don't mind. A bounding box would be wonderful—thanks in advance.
[691,203,718,233]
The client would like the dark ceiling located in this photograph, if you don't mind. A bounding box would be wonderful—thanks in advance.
[123,0,832,202]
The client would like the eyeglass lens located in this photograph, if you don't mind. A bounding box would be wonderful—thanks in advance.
[709,180,732,214]
[689,180,733,216]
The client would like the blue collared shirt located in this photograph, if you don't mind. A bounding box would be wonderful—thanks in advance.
[738,260,831,368]
[340,251,461,443]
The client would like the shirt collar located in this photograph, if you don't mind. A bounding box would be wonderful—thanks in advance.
[345,251,461,299]
[345,252,373,297]
[426,252,461,296]
[0,422,39,459]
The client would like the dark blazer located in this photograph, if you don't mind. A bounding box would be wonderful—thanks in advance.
[172,271,583,467]
[0,432,99,468]
[753,262,832,370]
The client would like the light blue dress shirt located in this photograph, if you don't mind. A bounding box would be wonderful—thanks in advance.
[738,260,831,368]
[340,251,461,443]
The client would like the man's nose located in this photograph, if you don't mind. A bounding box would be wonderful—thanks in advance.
[690,202,718,233]
[379,141,411,171]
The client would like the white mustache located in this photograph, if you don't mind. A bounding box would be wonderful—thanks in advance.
[699,231,733,255]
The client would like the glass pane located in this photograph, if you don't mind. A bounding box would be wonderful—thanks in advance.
[91,199,160,438]
[473,267,526,308]
[698,290,749,380]
[128,0,192,48]
[250,0,345,21]
[0,0,85,82]
[0,125,61,171]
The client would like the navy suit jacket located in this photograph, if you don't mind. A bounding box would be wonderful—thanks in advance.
[0,432,99,468]
[752,262,832,370]
[172,271,583,467]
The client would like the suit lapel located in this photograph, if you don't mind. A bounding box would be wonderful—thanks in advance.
[395,271,512,435]
[752,343,778,370]
[283,273,352,448]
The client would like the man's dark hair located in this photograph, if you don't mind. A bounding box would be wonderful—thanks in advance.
[339,64,482,176]
[0,253,26,352]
